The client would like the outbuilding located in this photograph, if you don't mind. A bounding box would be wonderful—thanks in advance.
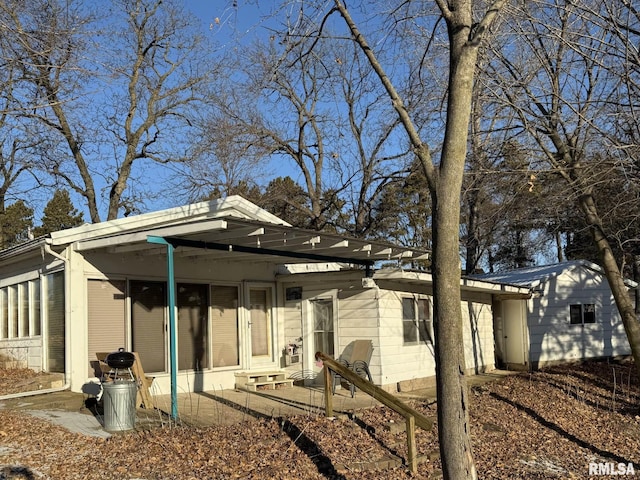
[474,261,635,370]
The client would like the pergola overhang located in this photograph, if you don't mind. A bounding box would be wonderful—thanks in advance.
[123,217,429,419]
[70,216,430,267]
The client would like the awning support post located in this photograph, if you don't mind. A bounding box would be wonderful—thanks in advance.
[147,235,178,420]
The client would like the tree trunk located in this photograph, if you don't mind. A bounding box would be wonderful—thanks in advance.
[578,193,640,379]
[333,1,506,477]
[431,14,479,478]
[634,256,640,315]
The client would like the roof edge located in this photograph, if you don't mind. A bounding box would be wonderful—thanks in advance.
[49,195,289,246]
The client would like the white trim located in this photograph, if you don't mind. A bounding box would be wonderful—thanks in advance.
[74,219,229,251]
[50,196,290,246]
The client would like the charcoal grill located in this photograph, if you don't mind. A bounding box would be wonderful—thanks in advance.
[103,348,135,381]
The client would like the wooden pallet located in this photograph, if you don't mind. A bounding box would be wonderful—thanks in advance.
[234,370,294,392]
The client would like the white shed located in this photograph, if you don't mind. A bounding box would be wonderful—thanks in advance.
[474,261,635,369]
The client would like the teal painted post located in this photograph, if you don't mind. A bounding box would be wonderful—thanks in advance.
[166,242,178,420]
[146,236,179,420]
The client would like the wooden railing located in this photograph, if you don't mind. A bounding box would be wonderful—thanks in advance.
[315,351,434,473]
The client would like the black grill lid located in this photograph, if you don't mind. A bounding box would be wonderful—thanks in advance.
[105,348,135,369]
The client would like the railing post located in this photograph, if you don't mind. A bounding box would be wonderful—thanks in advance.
[323,361,334,417]
[406,415,417,473]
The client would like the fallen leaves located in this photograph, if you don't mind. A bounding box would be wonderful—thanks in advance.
[0,361,638,479]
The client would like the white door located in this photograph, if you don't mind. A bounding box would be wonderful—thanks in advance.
[303,297,336,383]
[502,299,528,366]
[248,287,274,368]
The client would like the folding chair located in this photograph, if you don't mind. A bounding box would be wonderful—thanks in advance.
[331,340,373,397]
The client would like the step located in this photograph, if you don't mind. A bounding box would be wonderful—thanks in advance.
[234,370,294,391]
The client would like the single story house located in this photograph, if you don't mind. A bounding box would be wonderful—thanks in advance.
[0,195,528,395]
[473,261,636,370]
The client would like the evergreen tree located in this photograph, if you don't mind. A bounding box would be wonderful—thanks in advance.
[33,190,84,236]
[0,200,34,249]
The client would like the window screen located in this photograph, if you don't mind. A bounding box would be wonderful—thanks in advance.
[211,285,239,368]
[46,271,65,373]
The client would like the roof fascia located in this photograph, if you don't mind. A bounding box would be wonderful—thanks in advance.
[74,219,229,252]
[373,269,530,295]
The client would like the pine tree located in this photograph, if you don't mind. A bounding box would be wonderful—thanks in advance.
[0,200,34,250]
[34,190,84,237]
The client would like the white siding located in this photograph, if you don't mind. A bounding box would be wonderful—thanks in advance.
[377,290,436,387]
[528,266,632,366]
[336,287,380,379]
[461,291,495,374]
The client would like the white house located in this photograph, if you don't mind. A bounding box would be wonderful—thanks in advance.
[0,195,528,396]
[474,261,636,370]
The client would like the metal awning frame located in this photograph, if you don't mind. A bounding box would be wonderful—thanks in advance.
[142,220,430,419]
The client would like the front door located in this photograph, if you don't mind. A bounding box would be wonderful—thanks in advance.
[248,287,273,368]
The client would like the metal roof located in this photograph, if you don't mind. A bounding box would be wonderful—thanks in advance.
[471,260,638,289]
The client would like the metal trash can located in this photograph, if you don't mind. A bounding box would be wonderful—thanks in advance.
[102,380,137,431]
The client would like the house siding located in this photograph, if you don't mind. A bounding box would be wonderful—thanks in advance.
[528,266,631,367]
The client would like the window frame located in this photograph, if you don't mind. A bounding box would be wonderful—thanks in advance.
[402,296,433,345]
[569,303,596,325]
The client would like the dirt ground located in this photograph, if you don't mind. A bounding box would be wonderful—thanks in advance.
[0,361,639,479]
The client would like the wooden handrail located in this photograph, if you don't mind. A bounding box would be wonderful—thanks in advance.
[315,351,433,431]
[316,351,433,473]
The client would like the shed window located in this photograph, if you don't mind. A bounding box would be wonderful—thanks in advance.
[403,297,433,345]
[569,304,596,325]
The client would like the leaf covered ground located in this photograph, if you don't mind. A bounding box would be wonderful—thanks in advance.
[1,361,639,479]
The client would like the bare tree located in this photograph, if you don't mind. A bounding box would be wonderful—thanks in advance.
[329,0,506,478]
[192,15,413,235]
[2,0,208,222]
[0,14,43,246]
[485,0,640,377]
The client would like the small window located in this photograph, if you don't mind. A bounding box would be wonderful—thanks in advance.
[569,304,596,325]
[403,297,433,345]
[285,286,302,301]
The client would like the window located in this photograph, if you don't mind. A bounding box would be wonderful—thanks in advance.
[403,297,433,345]
[313,299,334,357]
[131,281,166,373]
[46,271,65,373]
[87,279,126,376]
[0,279,43,340]
[0,288,7,339]
[19,283,29,337]
[32,279,41,336]
[177,283,209,371]
[570,304,596,325]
